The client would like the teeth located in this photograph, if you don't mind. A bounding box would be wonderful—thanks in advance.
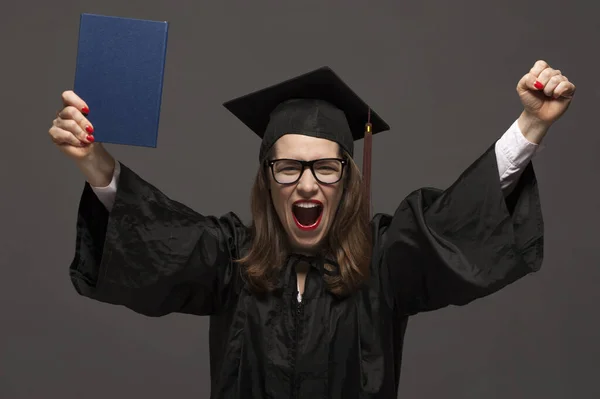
[294,202,320,208]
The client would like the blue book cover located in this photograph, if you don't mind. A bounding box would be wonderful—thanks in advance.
[73,13,169,147]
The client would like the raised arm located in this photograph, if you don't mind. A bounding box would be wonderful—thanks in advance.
[50,91,249,317]
[376,60,575,316]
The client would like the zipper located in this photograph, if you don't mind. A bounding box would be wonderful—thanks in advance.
[291,291,304,398]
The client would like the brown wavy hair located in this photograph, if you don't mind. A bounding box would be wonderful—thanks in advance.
[236,146,373,297]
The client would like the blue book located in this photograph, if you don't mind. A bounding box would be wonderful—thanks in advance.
[73,13,169,147]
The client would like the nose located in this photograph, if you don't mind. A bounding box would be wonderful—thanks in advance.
[296,167,319,196]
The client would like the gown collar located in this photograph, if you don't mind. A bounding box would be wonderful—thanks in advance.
[276,253,340,296]
[288,253,340,277]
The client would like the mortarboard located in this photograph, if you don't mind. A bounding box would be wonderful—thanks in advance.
[223,66,390,213]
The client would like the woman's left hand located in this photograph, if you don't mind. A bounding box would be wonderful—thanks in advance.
[517,60,576,127]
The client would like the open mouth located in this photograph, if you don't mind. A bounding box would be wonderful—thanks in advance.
[292,200,324,230]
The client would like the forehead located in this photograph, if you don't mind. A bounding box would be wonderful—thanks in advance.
[272,134,340,159]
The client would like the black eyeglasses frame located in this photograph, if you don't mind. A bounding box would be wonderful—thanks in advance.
[266,157,348,185]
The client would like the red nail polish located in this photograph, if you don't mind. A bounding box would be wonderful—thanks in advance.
[85,125,94,134]
[534,80,544,90]
[82,106,89,114]
[87,135,94,142]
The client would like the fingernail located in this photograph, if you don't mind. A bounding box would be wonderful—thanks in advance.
[85,125,94,134]
[534,80,544,90]
[87,135,94,143]
[82,106,89,115]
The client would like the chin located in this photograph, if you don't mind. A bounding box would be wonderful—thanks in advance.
[287,222,329,254]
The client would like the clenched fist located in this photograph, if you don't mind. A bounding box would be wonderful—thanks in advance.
[517,60,575,125]
[516,60,576,143]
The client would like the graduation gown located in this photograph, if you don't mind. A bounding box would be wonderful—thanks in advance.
[69,143,544,398]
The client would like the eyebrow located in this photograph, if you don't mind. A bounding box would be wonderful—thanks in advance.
[273,156,339,161]
[274,150,342,160]
[272,146,343,160]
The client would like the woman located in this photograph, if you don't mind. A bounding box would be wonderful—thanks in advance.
[49,60,575,398]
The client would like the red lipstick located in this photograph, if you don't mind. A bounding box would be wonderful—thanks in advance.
[292,199,323,231]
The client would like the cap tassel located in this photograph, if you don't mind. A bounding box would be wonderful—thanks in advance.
[363,108,373,218]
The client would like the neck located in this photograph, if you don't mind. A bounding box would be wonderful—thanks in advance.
[289,244,324,258]
[288,239,333,260]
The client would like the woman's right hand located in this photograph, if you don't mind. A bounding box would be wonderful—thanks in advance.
[49,90,116,187]
[49,91,96,160]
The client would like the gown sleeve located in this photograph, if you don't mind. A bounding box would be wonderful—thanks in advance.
[68,162,249,317]
[378,142,544,316]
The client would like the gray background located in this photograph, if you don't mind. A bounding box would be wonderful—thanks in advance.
[1,0,598,398]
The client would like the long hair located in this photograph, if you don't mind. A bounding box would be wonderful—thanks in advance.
[236,149,373,297]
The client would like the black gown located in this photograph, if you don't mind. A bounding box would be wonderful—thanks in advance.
[69,143,544,398]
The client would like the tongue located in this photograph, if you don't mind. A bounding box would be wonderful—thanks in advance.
[293,206,321,226]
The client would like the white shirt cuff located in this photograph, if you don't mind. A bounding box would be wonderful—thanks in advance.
[90,161,121,211]
[495,119,541,193]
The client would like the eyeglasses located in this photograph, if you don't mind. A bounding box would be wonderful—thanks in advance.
[267,158,347,185]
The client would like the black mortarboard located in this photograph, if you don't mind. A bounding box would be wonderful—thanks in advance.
[223,66,390,161]
[223,66,391,213]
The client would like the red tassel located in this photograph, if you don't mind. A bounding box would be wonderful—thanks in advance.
[363,110,373,218]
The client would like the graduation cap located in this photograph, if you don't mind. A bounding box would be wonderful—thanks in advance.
[223,66,390,213]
